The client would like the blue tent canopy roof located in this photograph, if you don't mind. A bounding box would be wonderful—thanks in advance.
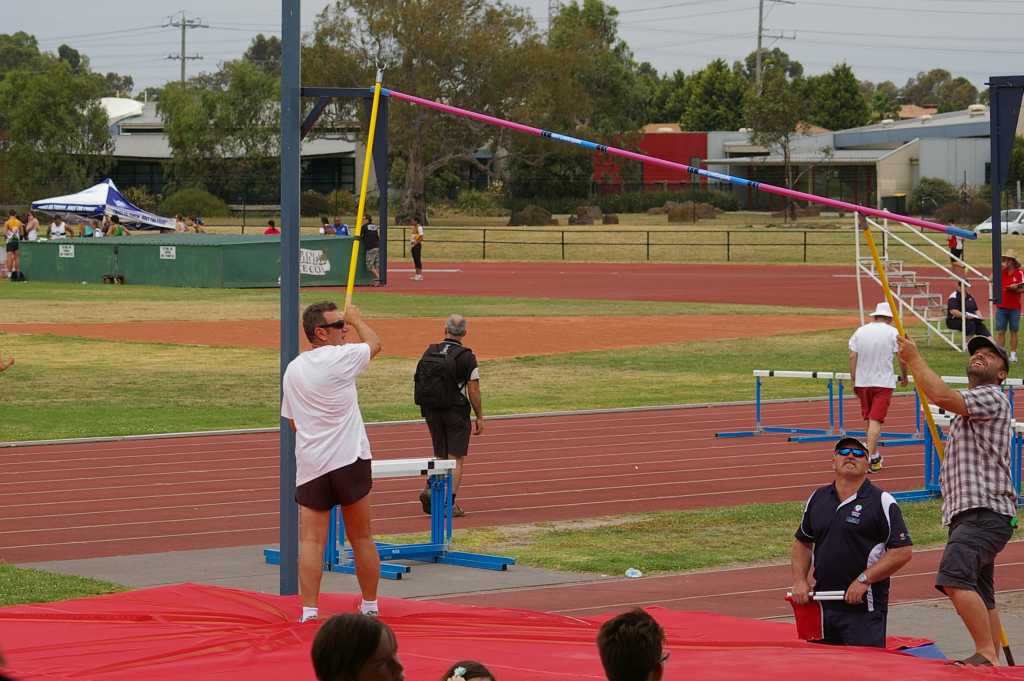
[31,179,175,230]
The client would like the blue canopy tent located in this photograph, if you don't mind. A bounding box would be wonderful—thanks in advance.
[31,179,175,231]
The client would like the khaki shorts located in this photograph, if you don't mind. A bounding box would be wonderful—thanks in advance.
[365,247,380,271]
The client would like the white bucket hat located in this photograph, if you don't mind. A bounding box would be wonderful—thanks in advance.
[871,302,894,318]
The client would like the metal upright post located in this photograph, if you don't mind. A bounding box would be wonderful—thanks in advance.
[278,0,301,596]
[989,76,1024,307]
[374,96,390,285]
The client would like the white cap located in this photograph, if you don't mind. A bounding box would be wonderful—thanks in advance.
[871,302,893,318]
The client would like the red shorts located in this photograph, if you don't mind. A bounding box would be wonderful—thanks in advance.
[854,386,893,423]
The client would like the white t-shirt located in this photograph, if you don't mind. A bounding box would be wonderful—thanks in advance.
[50,223,67,239]
[848,322,900,388]
[281,343,373,486]
[410,224,424,245]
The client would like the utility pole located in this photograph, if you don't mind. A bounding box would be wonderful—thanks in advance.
[755,0,796,96]
[165,11,208,82]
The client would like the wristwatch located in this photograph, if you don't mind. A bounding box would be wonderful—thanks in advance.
[856,572,870,584]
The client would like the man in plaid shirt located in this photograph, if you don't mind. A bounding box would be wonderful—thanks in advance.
[898,334,1018,666]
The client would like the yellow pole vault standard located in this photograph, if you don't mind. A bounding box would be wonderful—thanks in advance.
[345,69,385,308]
[857,213,945,460]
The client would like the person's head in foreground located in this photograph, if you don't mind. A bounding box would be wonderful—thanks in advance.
[440,660,496,681]
[303,301,350,347]
[966,335,1009,386]
[311,614,403,681]
[597,609,667,681]
[832,436,869,479]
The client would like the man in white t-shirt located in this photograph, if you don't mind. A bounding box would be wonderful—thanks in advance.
[849,302,908,473]
[281,301,382,623]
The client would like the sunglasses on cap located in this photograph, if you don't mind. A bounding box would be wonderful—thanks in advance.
[835,447,868,458]
[318,320,347,330]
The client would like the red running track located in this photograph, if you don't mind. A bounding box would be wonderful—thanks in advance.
[0,396,930,565]
[433,541,1024,619]
[358,261,891,308]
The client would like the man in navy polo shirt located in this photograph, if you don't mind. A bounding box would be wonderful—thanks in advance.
[791,436,914,647]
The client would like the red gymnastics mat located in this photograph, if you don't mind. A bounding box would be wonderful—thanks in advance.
[0,584,1016,681]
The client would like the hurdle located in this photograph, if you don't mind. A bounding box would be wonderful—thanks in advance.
[715,370,923,444]
[915,405,1024,506]
[264,457,515,579]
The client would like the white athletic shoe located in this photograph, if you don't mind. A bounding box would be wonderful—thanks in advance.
[1011,352,1018,364]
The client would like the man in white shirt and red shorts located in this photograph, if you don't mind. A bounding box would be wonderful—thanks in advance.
[282,301,382,623]
[849,302,908,473]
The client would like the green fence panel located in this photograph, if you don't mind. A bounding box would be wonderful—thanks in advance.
[19,235,371,288]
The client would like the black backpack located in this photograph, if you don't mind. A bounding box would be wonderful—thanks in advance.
[414,343,469,409]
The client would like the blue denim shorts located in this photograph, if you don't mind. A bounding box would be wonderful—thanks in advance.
[995,307,1020,332]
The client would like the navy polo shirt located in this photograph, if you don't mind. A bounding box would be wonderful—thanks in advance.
[795,479,912,611]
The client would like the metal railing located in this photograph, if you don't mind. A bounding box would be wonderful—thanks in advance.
[386,226,860,263]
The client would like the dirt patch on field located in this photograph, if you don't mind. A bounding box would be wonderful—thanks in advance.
[0,314,858,360]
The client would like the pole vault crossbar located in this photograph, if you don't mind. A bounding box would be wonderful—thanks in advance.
[379,88,976,240]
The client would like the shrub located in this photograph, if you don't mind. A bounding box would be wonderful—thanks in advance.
[121,186,159,213]
[325,189,355,215]
[158,188,229,217]
[504,188,738,215]
[300,190,331,217]
[935,198,991,225]
[455,189,504,216]
[909,178,958,216]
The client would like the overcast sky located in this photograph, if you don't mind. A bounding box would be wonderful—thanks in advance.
[8,0,1023,93]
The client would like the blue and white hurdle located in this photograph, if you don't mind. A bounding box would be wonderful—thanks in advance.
[915,405,1024,506]
[264,457,515,579]
[715,370,923,444]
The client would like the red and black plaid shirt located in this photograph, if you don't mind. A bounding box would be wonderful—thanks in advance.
[943,384,1018,525]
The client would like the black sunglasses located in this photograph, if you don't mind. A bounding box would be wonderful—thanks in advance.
[835,447,868,458]
[318,320,347,330]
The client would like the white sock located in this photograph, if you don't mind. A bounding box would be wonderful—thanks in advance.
[359,599,379,615]
[300,606,318,623]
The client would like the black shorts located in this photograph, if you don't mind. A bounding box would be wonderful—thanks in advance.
[817,604,887,648]
[411,243,423,269]
[423,405,471,458]
[935,508,1013,609]
[295,458,372,511]
[950,248,963,261]
[5,241,17,253]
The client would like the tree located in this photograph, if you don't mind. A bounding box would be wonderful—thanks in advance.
[158,59,279,196]
[0,57,112,198]
[57,44,87,73]
[647,68,687,123]
[1009,136,1024,189]
[0,32,43,81]
[806,63,869,130]
[901,68,951,107]
[936,76,978,113]
[738,47,803,84]
[244,34,282,76]
[861,80,899,121]
[680,59,747,131]
[304,0,565,222]
[745,71,823,221]
[102,72,134,97]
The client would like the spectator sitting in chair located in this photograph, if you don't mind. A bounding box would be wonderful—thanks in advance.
[320,216,335,235]
[264,219,280,235]
[947,264,990,339]
[107,215,128,237]
[334,216,350,236]
[49,218,68,239]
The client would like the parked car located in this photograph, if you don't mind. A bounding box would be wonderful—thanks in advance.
[975,209,1024,234]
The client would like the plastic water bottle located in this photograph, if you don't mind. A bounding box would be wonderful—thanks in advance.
[624,568,643,578]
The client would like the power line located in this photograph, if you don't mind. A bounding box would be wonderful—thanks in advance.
[797,0,1024,15]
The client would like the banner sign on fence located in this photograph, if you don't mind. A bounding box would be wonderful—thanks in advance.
[159,246,177,260]
[299,248,330,276]
[58,245,75,258]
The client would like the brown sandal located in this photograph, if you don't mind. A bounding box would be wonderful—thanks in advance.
[948,653,994,667]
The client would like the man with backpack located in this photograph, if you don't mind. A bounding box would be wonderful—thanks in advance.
[414,314,484,517]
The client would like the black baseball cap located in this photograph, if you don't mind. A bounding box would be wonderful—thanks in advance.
[833,436,868,453]
[967,335,1010,373]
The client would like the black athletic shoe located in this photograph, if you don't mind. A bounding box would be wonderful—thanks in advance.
[418,488,431,515]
